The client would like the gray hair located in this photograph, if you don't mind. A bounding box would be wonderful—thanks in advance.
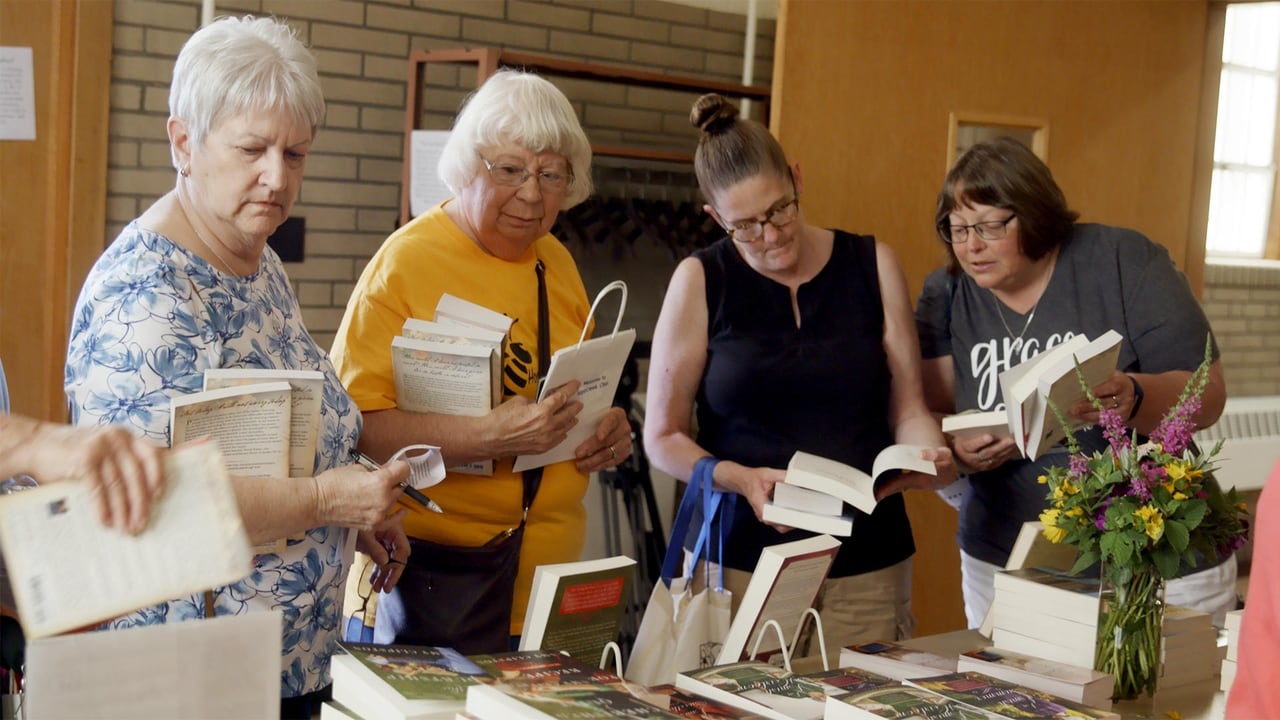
[438,69,593,208]
[170,16,324,151]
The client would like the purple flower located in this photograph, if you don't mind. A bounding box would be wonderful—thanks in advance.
[1100,407,1131,451]
[1069,454,1089,477]
[1151,395,1202,456]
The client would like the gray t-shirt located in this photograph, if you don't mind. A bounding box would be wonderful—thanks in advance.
[915,223,1218,565]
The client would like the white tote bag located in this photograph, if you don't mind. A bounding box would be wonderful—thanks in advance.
[625,457,734,686]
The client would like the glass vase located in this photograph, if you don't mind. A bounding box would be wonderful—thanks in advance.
[1095,563,1165,701]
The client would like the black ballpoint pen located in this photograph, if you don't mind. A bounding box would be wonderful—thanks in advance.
[352,451,444,514]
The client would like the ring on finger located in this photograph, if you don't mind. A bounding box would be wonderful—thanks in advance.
[978,453,987,463]
[609,445,617,460]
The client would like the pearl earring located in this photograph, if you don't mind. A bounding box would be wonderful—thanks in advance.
[179,165,190,177]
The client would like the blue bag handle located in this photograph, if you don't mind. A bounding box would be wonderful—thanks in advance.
[659,456,737,588]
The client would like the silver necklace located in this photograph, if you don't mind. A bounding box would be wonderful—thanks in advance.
[178,192,239,275]
[993,294,1038,342]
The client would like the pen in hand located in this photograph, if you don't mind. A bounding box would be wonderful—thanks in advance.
[352,451,444,514]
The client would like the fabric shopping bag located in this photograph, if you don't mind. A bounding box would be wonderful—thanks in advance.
[625,457,735,686]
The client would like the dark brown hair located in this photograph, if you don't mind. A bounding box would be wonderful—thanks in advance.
[690,93,790,205]
[934,137,1079,268]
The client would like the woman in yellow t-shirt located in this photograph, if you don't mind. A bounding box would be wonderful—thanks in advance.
[331,70,632,651]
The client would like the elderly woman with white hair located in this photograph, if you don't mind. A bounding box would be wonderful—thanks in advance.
[64,16,410,717]
[332,69,633,651]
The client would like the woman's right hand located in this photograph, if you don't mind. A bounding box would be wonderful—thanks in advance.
[486,380,583,457]
[313,459,410,530]
[953,433,1020,473]
[716,461,789,530]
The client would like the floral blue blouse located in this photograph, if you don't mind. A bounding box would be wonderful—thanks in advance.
[65,223,362,697]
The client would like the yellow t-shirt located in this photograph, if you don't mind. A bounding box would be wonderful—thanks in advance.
[331,202,593,634]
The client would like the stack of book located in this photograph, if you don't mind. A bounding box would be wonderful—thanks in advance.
[905,671,1119,719]
[465,650,679,719]
[1156,604,1220,689]
[837,640,957,682]
[675,661,903,720]
[1220,608,1243,693]
[329,642,496,720]
[760,448,936,537]
[956,646,1113,709]
[988,567,1101,668]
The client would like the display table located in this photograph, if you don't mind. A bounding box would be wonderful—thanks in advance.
[900,629,1226,720]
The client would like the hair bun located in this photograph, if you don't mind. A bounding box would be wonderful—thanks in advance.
[690,93,739,135]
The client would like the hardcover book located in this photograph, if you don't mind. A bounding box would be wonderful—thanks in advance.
[519,554,636,663]
[715,534,840,665]
[331,642,494,720]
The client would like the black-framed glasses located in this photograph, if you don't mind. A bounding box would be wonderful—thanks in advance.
[480,156,574,194]
[944,214,1017,244]
[723,197,800,243]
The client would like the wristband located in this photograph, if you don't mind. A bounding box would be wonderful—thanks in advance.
[1127,375,1144,421]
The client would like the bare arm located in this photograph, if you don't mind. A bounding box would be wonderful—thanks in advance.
[643,257,785,519]
[228,460,409,546]
[875,241,956,486]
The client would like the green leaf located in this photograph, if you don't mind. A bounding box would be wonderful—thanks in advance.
[1069,548,1100,576]
[1179,499,1207,528]
[1164,519,1190,554]
[1152,545,1180,579]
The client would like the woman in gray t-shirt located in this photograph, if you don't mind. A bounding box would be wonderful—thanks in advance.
[914,137,1236,628]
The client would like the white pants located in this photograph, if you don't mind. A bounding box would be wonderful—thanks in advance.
[960,549,1239,629]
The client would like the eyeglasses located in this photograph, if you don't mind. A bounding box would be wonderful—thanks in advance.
[723,197,800,243]
[481,157,574,194]
[944,214,1017,244]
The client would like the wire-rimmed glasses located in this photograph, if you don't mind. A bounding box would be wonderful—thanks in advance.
[480,156,574,194]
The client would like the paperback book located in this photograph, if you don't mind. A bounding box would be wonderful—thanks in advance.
[519,554,636,663]
[331,642,494,720]
[956,647,1113,709]
[716,534,840,665]
[465,681,680,720]
[675,661,828,720]
[778,447,937,516]
[824,684,994,720]
[838,641,958,682]
[905,672,1120,719]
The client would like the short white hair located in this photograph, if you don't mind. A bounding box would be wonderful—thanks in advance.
[438,70,593,208]
[170,16,324,150]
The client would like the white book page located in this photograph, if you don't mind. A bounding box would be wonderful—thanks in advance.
[434,293,514,336]
[170,382,291,478]
[204,369,324,477]
[511,328,636,472]
[24,611,280,719]
[391,336,493,416]
[410,129,451,218]
[0,442,252,638]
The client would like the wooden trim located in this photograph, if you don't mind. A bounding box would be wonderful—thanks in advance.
[1266,73,1280,260]
[0,0,112,420]
[1187,3,1227,297]
[400,48,772,225]
[945,111,1050,171]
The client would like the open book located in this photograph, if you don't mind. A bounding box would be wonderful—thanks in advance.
[716,533,840,665]
[518,554,636,662]
[391,295,515,476]
[0,441,252,638]
[773,447,937,518]
[512,281,636,472]
[999,330,1123,460]
[203,368,323,477]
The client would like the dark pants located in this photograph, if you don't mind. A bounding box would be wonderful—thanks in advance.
[280,684,331,720]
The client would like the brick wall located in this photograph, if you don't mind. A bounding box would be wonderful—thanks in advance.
[1203,261,1280,397]
[107,0,776,349]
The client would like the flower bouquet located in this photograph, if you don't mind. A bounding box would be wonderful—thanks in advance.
[1036,339,1250,700]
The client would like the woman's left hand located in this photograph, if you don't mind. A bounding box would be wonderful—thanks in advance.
[573,406,632,473]
[1072,370,1136,423]
[357,508,410,593]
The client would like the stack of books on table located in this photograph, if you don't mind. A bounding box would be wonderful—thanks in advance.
[988,567,1102,668]
[1156,604,1220,689]
[901,671,1120,719]
[1220,608,1243,693]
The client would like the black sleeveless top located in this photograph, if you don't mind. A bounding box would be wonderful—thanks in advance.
[686,232,915,577]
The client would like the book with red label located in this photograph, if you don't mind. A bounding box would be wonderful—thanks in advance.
[518,555,636,663]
